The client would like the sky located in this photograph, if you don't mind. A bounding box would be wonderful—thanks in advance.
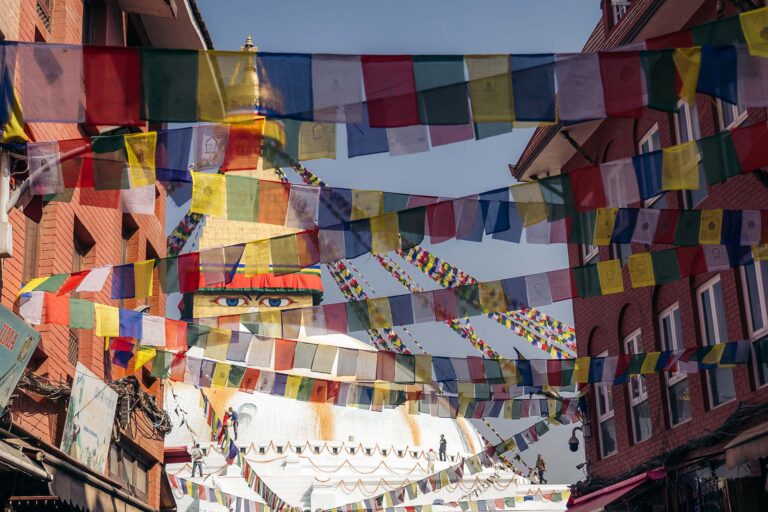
[185,0,602,484]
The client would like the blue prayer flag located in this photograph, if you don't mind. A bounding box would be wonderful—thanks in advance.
[111,264,135,299]
[612,208,639,244]
[347,108,389,158]
[119,309,143,339]
[155,127,193,182]
[257,53,313,120]
[632,151,663,200]
[511,54,556,121]
[389,294,414,326]
[697,46,738,105]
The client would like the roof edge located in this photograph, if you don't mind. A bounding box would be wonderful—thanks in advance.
[186,0,214,50]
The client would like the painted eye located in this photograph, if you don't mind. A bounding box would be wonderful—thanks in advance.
[256,297,296,308]
[212,296,250,307]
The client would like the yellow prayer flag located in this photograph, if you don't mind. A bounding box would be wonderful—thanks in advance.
[269,235,299,275]
[510,181,548,227]
[741,7,768,57]
[367,297,393,329]
[574,357,591,384]
[351,190,383,220]
[1,91,28,144]
[211,362,231,388]
[372,384,388,406]
[298,122,336,160]
[124,132,157,188]
[501,360,518,385]
[628,252,655,288]
[754,244,768,261]
[415,354,432,383]
[258,309,283,338]
[502,400,513,419]
[457,398,472,418]
[469,500,480,512]
[673,48,701,104]
[191,172,226,218]
[597,260,624,295]
[699,209,723,245]
[640,352,661,374]
[94,303,119,338]
[594,208,618,246]
[465,55,515,122]
[285,375,302,398]
[134,346,156,371]
[370,213,400,254]
[703,343,726,366]
[242,240,271,276]
[17,276,49,296]
[204,328,230,360]
[662,141,700,191]
[478,281,507,314]
[133,259,154,299]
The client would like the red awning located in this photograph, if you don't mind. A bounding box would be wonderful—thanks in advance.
[568,468,665,512]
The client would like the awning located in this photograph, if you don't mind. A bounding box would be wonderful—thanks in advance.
[0,439,50,480]
[725,421,768,469]
[568,468,665,512]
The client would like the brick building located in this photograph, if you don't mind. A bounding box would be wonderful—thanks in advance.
[515,1,768,509]
[0,1,210,511]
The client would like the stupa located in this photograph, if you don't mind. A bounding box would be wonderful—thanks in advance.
[163,38,570,512]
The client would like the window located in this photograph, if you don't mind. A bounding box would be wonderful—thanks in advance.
[295,447,302,454]
[697,277,736,407]
[624,330,651,443]
[639,125,666,208]
[82,0,106,45]
[108,444,149,501]
[22,216,42,285]
[675,101,708,207]
[659,304,692,426]
[611,0,631,24]
[582,243,598,264]
[595,351,617,457]
[718,99,747,130]
[742,261,768,339]
[276,446,283,454]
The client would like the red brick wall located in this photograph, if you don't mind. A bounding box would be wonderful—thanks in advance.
[562,0,768,482]
[6,1,166,508]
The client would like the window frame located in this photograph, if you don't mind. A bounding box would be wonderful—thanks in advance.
[595,350,617,458]
[717,99,748,131]
[582,243,599,264]
[624,329,651,443]
[696,276,736,409]
[740,261,768,340]
[611,0,631,25]
[638,124,664,208]
[659,303,692,427]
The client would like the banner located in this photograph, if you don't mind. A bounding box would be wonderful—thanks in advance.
[60,362,118,473]
[0,304,40,410]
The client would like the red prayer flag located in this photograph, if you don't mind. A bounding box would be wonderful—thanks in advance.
[83,46,142,125]
[361,56,420,128]
[58,139,93,188]
[569,166,607,211]
[426,201,456,243]
[731,123,768,173]
[165,319,188,350]
[547,360,564,387]
[376,351,396,382]
[432,288,458,322]
[222,122,264,171]
[322,303,348,334]
[676,246,707,277]
[178,253,200,294]
[654,209,681,244]
[239,368,260,393]
[466,357,486,383]
[169,353,186,381]
[274,339,297,371]
[326,381,341,401]
[599,51,645,118]
[56,271,89,296]
[257,180,290,226]
[296,230,320,268]
[45,293,69,325]
[614,354,631,382]
[109,337,135,352]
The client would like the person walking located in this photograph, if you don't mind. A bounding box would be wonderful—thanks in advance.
[438,434,447,461]
[228,407,239,440]
[536,454,547,484]
[426,448,436,473]
[190,443,204,477]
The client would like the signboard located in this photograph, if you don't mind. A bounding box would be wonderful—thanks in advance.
[60,362,118,473]
[0,304,40,410]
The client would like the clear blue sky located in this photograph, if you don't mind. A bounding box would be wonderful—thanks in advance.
[188,0,602,484]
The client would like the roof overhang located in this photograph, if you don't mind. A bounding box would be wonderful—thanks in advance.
[725,421,768,468]
[134,0,213,50]
[567,467,665,512]
[516,120,602,181]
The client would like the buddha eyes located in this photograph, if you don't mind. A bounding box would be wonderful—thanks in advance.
[256,297,296,308]
[211,296,296,308]
[212,296,250,307]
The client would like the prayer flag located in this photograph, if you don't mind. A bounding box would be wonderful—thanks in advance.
[142,315,166,347]
[18,43,84,123]
[226,175,259,222]
[312,55,363,123]
[573,265,601,298]
[601,157,641,207]
[737,46,768,108]
[594,208,618,246]
[465,55,514,122]
[27,142,64,196]
[632,208,660,244]
[511,54,556,121]
[387,125,429,156]
[346,108,389,157]
[299,122,336,160]
[555,53,606,121]
[141,49,198,122]
[76,266,110,293]
[178,252,200,293]
[662,141,700,190]
[83,46,141,125]
[413,55,470,125]
[673,48,701,104]
[426,202,456,243]
[599,51,644,117]
[134,347,157,371]
[133,259,154,299]
[699,209,723,245]
[628,252,655,288]
[193,124,228,171]
[111,264,135,299]
[285,185,320,230]
[429,123,475,146]
[697,131,742,185]
[95,303,119,338]
[191,172,226,217]
[44,293,69,326]
[674,210,701,246]
[222,122,264,171]
[361,56,420,127]
[740,7,768,57]
[256,53,313,120]
[651,249,680,285]
[697,46,737,105]
[57,271,89,296]
[511,181,548,227]
[119,310,142,339]
[257,180,290,225]
[731,122,768,172]
[270,234,300,275]
[640,50,678,112]
[370,213,400,254]
[597,260,623,295]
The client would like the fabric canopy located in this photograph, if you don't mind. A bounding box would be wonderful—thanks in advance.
[725,421,768,468]
[567,468,665,512]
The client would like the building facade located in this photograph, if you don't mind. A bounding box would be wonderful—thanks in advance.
[0,1,210,511]
[515,0,768,509]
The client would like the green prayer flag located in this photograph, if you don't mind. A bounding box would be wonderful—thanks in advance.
[640,50,678,112]
[69,298,94,329]
[560,360,575,387]
[474,122,512,140]
[674,210,702,246]
[697,131,742,185]
[569,211,597,245]
[297,378,314,401]
[691,16,746,46]
[399,207,426,250]
[511,399,522,418]
[150,350,172,378]
[36,274,68,292]
[413,56,470,125]
[651,249,681,285]
[535,420,549,435]
[187,324,211,348]
[141,49,199,122]
[227,365,246,388]
[156,256,180,294]
[455,284,482,318]
[226,175,259,222]
[346,301,371,332]
[538,174,575,221]
[91,135,129,190]
[573,264,601,298]
[626,353,646,376]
